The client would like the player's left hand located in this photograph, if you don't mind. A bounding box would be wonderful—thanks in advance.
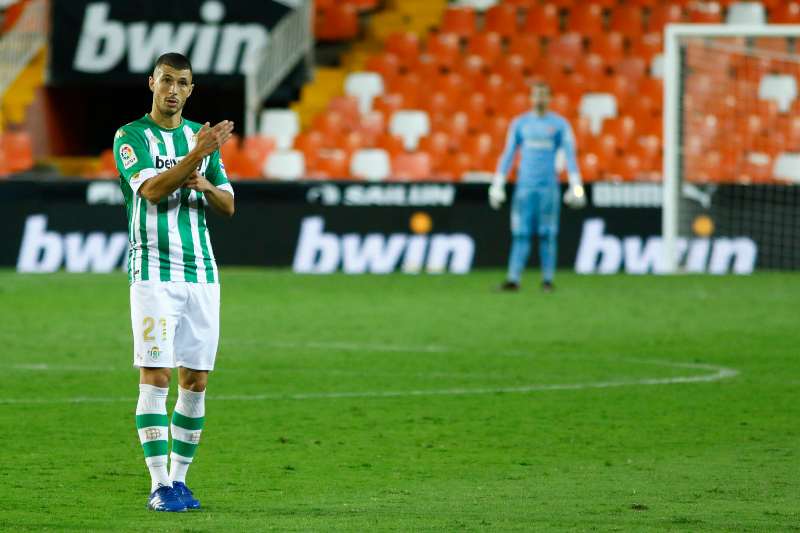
[184,171,213,193]
[563,184,586,209]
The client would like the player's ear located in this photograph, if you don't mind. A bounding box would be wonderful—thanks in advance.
[148,76,155,93]
[187,82,194,98]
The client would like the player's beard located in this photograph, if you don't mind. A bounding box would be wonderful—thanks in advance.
[159,97,183,118]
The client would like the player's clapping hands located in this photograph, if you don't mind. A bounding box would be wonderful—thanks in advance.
[184,171,213,193]
[193,120,234,158]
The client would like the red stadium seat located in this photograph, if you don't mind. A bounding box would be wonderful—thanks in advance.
[308,148,349,179]
[427,32,461,69]
[523,4,559,38]
[648,4,685,32]
[440,6,476,38]
[629,33,663,63]
[484,4,518,37]
[590,32,625,66]
[418,131,452,162]
[602,115,636,150]
[548,33,584,71]
[615,56,647,83]
[375,133,406,158]
[575,53,606,79]
[608,153,643,181]
[508,34,541,59]
[609,5,644,37]
[468,32,503,66]
[500,92,530,119]
[392,151,432,180]
[579,152,600,182]
[771,2,800,23]
[4,131,34,172]
[293,131,324,167]
[567,4,604,37]
[688,2,723,23]
[385,32,421,62]
[315,4,359,41]
[419,90,455,117]
[365,53,400,84]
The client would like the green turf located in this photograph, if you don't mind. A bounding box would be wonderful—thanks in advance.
[0,269,797,531]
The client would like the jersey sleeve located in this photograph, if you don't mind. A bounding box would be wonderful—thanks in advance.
[496,117,522,176]
[557,119,580,176]
[204,150,234,197]
[113,127,156,194]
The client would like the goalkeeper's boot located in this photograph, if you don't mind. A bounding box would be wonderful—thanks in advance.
[172,481,201,510]
[497,280,520,292]
[541,281,555,293]
[146,484,187,512]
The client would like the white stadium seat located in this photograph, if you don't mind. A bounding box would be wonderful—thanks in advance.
[344,72,385,114]
[726,2,766,25]
[579,93,617,135]
[759,74,798,113]
[259,109,299,150]
[451,0,498,10]
[350,148,391,181]
[263,150,305,181]
[773,153,800,183]
[389,110,430,151]
[650,54,664,79]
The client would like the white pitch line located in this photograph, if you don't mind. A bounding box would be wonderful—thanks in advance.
[0,360,738,405]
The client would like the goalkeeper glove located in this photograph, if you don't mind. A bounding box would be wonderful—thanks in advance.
[488,173,506,210]
[563,176,586,209]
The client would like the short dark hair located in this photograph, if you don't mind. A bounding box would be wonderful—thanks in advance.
[154,52,193,75]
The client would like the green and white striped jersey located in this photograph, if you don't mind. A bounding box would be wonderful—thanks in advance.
[114,114,234,285]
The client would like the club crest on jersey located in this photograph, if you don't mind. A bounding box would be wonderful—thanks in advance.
[119,144,137,169]
[114,128,126,139]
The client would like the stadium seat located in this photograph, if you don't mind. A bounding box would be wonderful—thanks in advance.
[508,33,541,60]
[385,32,421,61]
[759,74,798,113]
[419,90,456,117]
[419,131,452,161]
[259,109,299,150]
[602,115,636,150]
[386,74,422,108]
[650,54,664,79]
[467,32,503,65]
[609,5,644,37]
[548,33,584,71]
[427,32,461,69]
[365,53,400,84]
[315,4,359,41]
[615,56,647,82]
[242,135,275,166]
[308,148,349,179]
[726,2,766,24]
[575,53,606,79]
[579,152,600,182]
[432,110,471,142]
[313,110,347,138]
[345,72,385,114]
[293,131,325,166]
[579,93,618,135]
[688,2,723,23]
[773,152,800,183]
[350,148,391,181]
[567,4,604,37]
[392,151,432,180]
[586,133,619,165]
[373,93,405,117]
[500,92,530,119]
[590,33,625,66]
[375,133,407,157]
[608,153,643,181]
[356,110,386,144]
[4,131,33,173]
[336,131,367,157]
[523,4,559,38]
[264,150,305,180]
[648,4,685,32]
[219,133,241,176]
[483,4,518,37]
[629,33,663,63]
[771,2,800,23]
[440,6,477,38]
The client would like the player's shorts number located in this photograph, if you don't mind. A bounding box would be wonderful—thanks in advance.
[142,317,167,342]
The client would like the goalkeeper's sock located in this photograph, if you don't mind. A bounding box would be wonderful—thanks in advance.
[507,235,531,283]
[135,384,171,493]
[169,387,205,485]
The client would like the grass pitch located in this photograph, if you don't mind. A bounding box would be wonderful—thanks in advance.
[0,269,798,532]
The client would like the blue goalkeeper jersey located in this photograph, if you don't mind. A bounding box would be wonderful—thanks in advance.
[496,111,579,188]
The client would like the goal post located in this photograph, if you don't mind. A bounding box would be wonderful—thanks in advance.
[663,24,800,273]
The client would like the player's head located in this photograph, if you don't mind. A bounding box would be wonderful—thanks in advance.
[149,53,194,118]
[530,81,551,114]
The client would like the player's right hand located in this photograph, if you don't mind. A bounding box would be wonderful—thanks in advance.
[193,120,234,158]
[488,182,506,210]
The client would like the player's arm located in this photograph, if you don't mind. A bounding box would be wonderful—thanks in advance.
[186,150,235,217]
[137,120,234,203]
[559,120,586,209]
[489,118,521,209]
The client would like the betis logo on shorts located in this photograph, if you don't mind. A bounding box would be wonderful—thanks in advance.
[148,346,161,360]
[119,143,138,169]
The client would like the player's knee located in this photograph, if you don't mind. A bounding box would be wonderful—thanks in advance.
[538,227,558,240]
[140,367,171,388]
[512,231,532,241]
[179,368,209,392]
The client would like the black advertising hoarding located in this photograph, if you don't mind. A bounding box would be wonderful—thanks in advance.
[1,180,784,275]
[49,0,291,84]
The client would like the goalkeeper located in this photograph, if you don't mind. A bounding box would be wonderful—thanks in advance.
[488,81,585,292]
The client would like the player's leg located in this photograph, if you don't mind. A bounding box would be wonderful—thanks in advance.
[537,186,561,290]
[504,187,535,288]
[130,282,185,511]
[170,283,220,508]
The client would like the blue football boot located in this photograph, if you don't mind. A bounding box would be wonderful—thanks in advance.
[172,481,201,510]
[146,484,187,512]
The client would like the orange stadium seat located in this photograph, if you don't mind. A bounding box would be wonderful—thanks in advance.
[688,2,723,23]
[771,2,800,23]
[467,32,503,66]
[336,131,367,157]
[572,115,594,146]
[523,4,559,38]
[548,33,584,71]
[459,54,487,87]
[294,131,325,167]
[630,33,663,63]
[567,3,604,36]
[609,5,644,37]
[392,151,432,180]
[308,148,349,179]
[608,153,643,181]
[365,53,400,84]
[375,133,406,158]
[373,93,405,119]
[315,4,359,41]
[418,131,452,162]
[602,115,636,150]
[575,53,606,79]
[590,32,625,66]
[648,4,685,32]
[427,32,461,69]
[508,33,541,59]
[385,32,421,62]
[484,4,518,37]
[440,6,476,38]
[356,111,386,144]
[615,56,647,83]
[313,110,346,137]
[4,131,34,173]
[579,152,601,182]
[327,96,360,129]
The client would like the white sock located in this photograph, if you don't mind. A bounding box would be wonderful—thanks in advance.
[136,384,171,493]
[169,387,206,485]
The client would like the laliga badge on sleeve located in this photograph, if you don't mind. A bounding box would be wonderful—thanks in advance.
[119,144,138,169]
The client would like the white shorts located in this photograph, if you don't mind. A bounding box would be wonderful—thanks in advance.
[130,281,220,371]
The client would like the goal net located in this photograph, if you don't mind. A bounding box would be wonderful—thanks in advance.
[663,25,800,273]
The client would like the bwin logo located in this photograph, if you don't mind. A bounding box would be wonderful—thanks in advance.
[154,155,183,170]
[293,217,475,274]
[575,218,758,275]
[74,1,268,75]
[17,215,129,273]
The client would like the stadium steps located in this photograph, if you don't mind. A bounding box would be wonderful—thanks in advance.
[1,46,45,127]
